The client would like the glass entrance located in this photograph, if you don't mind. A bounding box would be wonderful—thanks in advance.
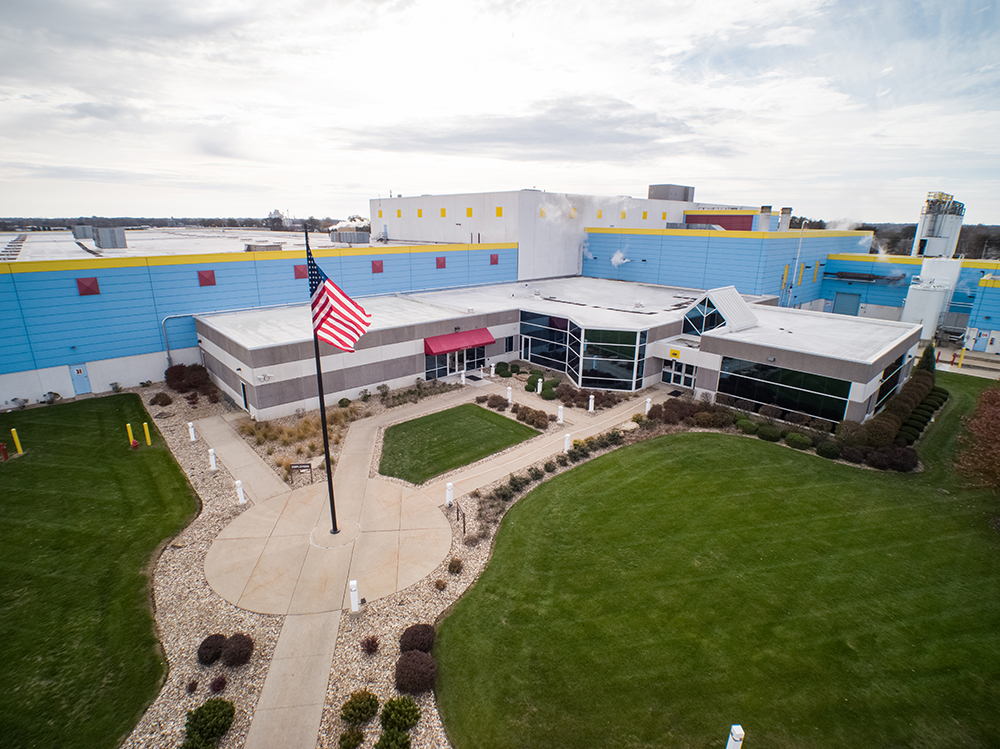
[448,349,465,374]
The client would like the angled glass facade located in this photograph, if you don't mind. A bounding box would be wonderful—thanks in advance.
[717,357,850,422]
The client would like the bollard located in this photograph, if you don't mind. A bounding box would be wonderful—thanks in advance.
[725,725,744,749]
[588,394,595,412]
[12,428,23,454]
[235,479,246,505]
[143,422,151,445]
[0,443,7,461]
[564,434,571,453]
[188,422,196,441]
[490,363,496,377]
[461,371,466,385]
[350,580,360,613]
[446,482,454,508]
[209,448,217,471]
[126,423,134,445]
[557,405,564,424]
[506,386,512,404]
[645,397,652,415]
[536,378,543,394]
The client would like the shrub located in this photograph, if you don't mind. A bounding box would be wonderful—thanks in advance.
[221,633,254,667]
[508,474,529,492]
[757,424,782,442]
[492,485,515,502]
[509,364,521,374]
[816,440,841,459]
[110,381,123,393]
[340,728,365,749]
[835,420,866,447]
[498,370,512,378]
[197,634,227,665]
[360,635,379,655]
[209,675,227,694]
[759,404,782,420]
[840,445,869,463]
[495,361,509,373]
[557,454,568,466]
[863,416,899,449]
[395,649,438,693]
[341,689,379,725]
[692,411,714,428]
[541,388,558,400]
[434,578,446,590]
[785,432,812,450]
[187,680,198,694]
[786,410,809,425]
[374,729,412,749]
[338,397,352,408]
[380,696,421,732]
[525,374,541,392]
[528,466,544,481]
[475,394,488,403]
[448,557,463,575]
[486,394,508,411]
[399,623,435,653]
[736,419,758,435]
[182,698,235,749]
[150,391,173,407]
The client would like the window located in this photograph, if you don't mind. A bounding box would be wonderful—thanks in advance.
[76,277,100,296]
[372,260,383,274]
[198,270,216,287]
[505,336,514,353]
[683,299,726,335]
[294,264,307,279]
[496,206,503,217]
[875,354,905,412]
[436,256,446,269]
[490,254,498,265]
[717,357,849,422]
[440,208,446,217]
[662,360,695,388]
[466,207,473,217]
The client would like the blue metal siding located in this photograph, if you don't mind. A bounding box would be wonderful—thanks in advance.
[0,274,36,374]
[968,284,1000,334]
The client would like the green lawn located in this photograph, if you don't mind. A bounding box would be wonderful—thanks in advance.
[0,395,199,749]
[379,403,538,484]
[437,372,1000,749]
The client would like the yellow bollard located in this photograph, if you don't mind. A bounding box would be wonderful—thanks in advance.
[11,428,22,454]
[127,423,134,444]
[958,348,966,368]
[143,422,151,446]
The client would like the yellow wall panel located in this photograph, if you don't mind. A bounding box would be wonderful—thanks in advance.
[539,207,546,218]
[496,207,503,217]
[466,207,473,217]
[661,212,667,220]
[597,209,603,219]
[396,209,401,218]
[378,210,382,218]
[440,208,446,217]
[417,209,423,218]
[620,210,626,220]
[642,211,647,220]
[570,207,577,218]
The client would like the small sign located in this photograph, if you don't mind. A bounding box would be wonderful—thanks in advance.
[290,463,312,471]
[669,349,680,359]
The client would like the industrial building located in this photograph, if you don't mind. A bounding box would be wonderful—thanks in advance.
[1,186,991,422]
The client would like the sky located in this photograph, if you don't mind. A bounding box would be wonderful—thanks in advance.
[1,0,998,224]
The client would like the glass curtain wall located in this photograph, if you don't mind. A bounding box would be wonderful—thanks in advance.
[874,354,905,412]
[717,357,850,422]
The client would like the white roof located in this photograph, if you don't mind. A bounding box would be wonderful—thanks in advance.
[704,286,758,332]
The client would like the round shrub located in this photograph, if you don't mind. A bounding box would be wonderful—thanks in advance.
[913,407,934,419]
[448,557,463,575]
[186,680,198,694]
[197,634,227,665]
[399,623,435,653]
[341,689,379,725]
[498,370,512,378]
[528,466,544,481]
[866,449,893,470]
[375,728,412,749]
[840,445,869,463]
[544,460,556,472]
[736,419,758,435]
[509,363,520,374]
[338,397,352,408]
[540,388,558,400]
[816,440,841,460]
[209,675,227,693]
[556,454,569,466]
[885,445,919,472]
[150,391,173,407]
[183,698,235,748]
[903,418,926,431]
[525,374,541,392]
[380,696,421,732]
[339,728,364,749]
[221,633,254,667]
[757,424,781,442]
[495,361,509,373]
[835,420,866,447]
[785,432,812,450]
[394,650,437,693]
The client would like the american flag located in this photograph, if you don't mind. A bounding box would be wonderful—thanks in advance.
[307,247,371,353]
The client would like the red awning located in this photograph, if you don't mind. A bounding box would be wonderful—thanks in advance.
[424,328,495,356]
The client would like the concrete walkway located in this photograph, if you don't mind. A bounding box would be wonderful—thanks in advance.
[197,380,671,749]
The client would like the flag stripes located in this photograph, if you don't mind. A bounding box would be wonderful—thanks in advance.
[307,248,371,352]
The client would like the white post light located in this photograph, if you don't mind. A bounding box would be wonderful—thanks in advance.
[446,482,454,508]
[506,386,512,404]
[588,394,595,412]
[188,422,196,441]
[461,371,466,385]
[536,378,543,393]
[563,434,571,453]
[350,580,360,613]
[209,448,217,471]
[645,397,652,414]
[557,405,564,424]
[725,725,745,749]
[235,479,246,505]
[490,363,496,377]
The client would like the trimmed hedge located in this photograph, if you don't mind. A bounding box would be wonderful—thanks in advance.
[395,650,437,693]
[221,633,254,667]
[197,634,227,666]
[785,432,812,450]
[757,424,782,442]
[816,441,841,460]
[399,624,435,653]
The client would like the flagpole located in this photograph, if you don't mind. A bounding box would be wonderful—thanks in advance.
[306,228,340,534]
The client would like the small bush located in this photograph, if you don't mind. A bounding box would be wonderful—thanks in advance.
[110,381,123,393]
[816,440,841,459]
[840,445,869,463]
[556,454,569,466]
[150,391,173,407]
[360,635,379,655]
[395,650,437,693]
[835,420,866,447]
[736,419,758,435]
[374,729,412,749]
[498,370,512,378]
[509,364,521,374]
[187,680,198,694]
[785,432,813,450]
[197,634,227,665]
[448,557,464,575]
[492,484,515,502]
[544,461,556,472]
[495,361,509,373]
[209,675,227,694]
[339,397,352,408]
[528,466,544,481]
[434,578,447,590]
[540,388,558,400]
[341,689,379,725]
[486,393,508,410]
[182,698,235,749]
[339,728,364,749]
[475,395,488,403]
[140,380,152,387]
[508,474,529,492]
[399,623,435,653]
[757,424,782,442]
[380,696,421,732]
[221,633,254,667]
[759,404,783,420]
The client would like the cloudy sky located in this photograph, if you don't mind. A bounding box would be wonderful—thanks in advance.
[1,0,998,223]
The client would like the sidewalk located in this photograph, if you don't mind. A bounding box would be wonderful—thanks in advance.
[197,380,668,749]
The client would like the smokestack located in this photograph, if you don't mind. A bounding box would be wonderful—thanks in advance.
[778,207,792,232]
[758,206,772,232]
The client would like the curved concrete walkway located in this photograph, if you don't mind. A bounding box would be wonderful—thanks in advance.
[196,381,673,749]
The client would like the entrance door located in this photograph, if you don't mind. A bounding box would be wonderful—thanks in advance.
[832,292,861,316]
[448,349,465,374]
[69,364,91,395]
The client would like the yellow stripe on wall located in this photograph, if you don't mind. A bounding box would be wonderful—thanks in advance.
[683,209,758,215]
[587,228,872,239]
[826,253,922,265]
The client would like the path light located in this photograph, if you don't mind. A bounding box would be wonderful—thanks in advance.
[588,394,595,412]
[725,725,745,749]
[645,397,652,415]
[188,422,196,441]
[557,405,563,424]
[507,386,512,404]
[446,482,454,508]
[209,448,217,471]
[564,434,571,453]
[461,371,466,385]
[536,378,543,393]
[350,580,360,613]
[490,363,495,376]
[235,479,246,505]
